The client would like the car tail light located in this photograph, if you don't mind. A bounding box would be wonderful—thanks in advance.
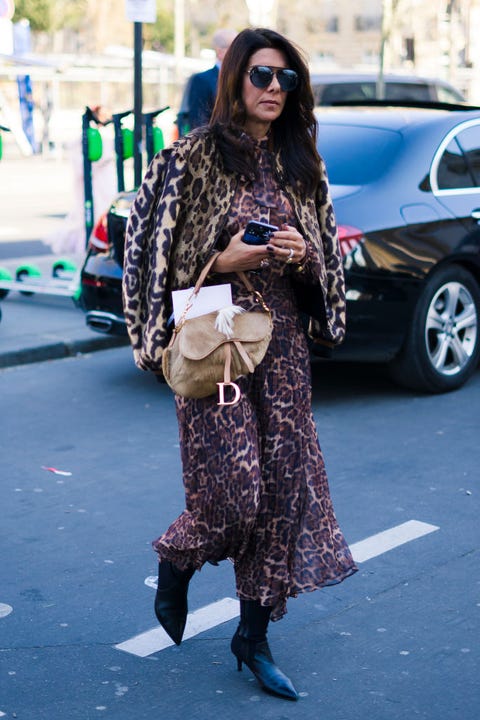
[338,225,364,257]
[81,276,107,288]
[88,213,109,251]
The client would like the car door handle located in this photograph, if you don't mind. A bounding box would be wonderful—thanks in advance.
[472,208,480,220]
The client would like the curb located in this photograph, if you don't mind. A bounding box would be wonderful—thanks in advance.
[0,334,130,370]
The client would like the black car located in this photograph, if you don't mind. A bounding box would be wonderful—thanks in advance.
[80,102,480,393]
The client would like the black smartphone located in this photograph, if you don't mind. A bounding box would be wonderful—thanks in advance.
[242,220,278,245]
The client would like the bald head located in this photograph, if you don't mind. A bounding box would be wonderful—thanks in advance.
[213,29,237,62]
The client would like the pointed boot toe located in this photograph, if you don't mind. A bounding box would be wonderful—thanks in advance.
[154,604,187,646]
[154,561,194,646]
[246,639,299,700]
[231,630,299,701]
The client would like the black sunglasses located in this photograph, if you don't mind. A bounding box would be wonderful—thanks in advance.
[247,65,298,92]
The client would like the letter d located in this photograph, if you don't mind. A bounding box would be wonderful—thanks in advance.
[217,382,241,406]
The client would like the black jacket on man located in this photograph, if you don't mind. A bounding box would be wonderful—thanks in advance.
[182,65,219,131]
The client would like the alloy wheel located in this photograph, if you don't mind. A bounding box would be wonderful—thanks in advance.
[425,281,478,377]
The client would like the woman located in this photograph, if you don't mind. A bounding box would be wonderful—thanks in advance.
[122,28,357,701]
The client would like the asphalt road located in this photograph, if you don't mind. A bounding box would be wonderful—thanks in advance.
[1,347,479,720]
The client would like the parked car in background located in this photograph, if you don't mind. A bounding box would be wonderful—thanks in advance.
[80,101,480,393]
[80,196,130,336]
[311,72,465,105]
[316,102,480,392]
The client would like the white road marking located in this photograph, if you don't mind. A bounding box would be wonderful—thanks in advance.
[117,519,440,657]
[349,519,439,563]
[115,597,240,658]
[0,604,13,619]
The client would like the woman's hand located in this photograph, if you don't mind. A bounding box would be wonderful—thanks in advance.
[267,224,307,265]
[212,229,270,273]
[212,223,307,273]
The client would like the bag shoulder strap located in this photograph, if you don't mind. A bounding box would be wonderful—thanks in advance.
[171,252,224,338]
[186,252,270,318]
[237,270,270,313]
[193,252,222,294]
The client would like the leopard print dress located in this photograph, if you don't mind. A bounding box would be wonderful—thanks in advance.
[152,139,357,621]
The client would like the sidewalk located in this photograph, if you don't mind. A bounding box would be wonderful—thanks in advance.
[0,147,129,369]
[0,292,128,369]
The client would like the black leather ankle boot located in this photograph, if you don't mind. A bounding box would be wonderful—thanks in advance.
[230,600,298,700]
[154,561,194,645]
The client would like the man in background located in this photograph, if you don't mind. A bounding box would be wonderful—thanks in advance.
[177,28,237,135]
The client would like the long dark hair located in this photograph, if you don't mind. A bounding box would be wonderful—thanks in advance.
[210,28,321,195]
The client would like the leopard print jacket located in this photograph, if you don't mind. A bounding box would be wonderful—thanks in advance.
[122,129,346,373]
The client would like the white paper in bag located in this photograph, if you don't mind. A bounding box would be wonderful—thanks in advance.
[172,284,232,324]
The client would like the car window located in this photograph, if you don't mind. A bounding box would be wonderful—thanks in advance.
[436,84,465,103]
[454,125,480,185]
[318,125,402,184]
[313,78,465,106]
[436,137,476,190]
[385,82,432,101]
[319,82,376,104]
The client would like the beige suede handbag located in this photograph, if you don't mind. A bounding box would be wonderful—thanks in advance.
[162,253,272,404]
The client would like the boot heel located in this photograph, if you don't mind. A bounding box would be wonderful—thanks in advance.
[236,656,243,672]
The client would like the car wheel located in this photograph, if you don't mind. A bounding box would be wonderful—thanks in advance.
[389,265,480,393]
